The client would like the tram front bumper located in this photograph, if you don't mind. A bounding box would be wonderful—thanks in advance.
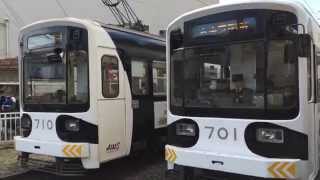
[15,136,90,158]
[166,145,302,179]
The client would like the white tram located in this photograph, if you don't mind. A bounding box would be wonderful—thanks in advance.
[14,18,167,175]
[166,0,320,179]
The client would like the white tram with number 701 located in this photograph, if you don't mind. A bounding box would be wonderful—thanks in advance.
[14,18,167,175]
[166,0,320,179]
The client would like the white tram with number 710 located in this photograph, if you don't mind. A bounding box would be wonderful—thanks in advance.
[14,18,167,175]
[166,0,320,179]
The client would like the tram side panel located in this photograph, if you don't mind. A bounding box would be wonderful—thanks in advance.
[96,46,129,162]
[107,29,167,151]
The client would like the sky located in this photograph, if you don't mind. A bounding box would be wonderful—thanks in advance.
[221,0,320,19]
[304,0,320,14]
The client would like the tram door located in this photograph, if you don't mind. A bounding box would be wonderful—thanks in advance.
[97,47,126,162]
[130,59,154,147]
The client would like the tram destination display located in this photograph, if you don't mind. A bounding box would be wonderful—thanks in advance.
[192,17,257,38]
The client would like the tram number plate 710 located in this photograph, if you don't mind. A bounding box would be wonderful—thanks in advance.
[205,126,237,141]
[34,119,54,130]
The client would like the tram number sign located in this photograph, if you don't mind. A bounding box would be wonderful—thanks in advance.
[205,126,237,141]
[34,119,54,130]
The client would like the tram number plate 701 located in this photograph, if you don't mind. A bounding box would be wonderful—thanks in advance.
[205,126,237,141]
[34,119,54,130]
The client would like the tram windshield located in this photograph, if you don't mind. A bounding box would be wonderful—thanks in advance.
[170,10,299,119]
[22,28,89,112]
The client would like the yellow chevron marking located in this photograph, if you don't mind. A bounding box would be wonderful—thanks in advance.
[62,144,82,157]
[165,148,169,160]
[63,145,71,157]
[278,162,289,178]
[268,162,297,178]
[287,163,297,176]
[268,162,281,178]
[69,145,78,157]
[165,148,177,163]
[75,145,82,156]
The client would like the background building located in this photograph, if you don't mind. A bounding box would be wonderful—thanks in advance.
[0,0,219,105]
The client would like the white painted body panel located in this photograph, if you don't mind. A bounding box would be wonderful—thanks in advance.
[15,136,90,158]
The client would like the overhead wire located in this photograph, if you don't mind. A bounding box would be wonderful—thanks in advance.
[195,0,210,5]
[55,0,69,17]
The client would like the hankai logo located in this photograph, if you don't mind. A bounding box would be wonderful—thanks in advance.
[106,142,120,153]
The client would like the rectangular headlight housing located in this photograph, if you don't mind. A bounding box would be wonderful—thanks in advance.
[176,123,196,136]
[256,128,284,144]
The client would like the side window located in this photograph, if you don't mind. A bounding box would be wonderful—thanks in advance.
[101,56,119,98]
[152,61,166,96]
[131,60,149,95]
[316,52,320,102]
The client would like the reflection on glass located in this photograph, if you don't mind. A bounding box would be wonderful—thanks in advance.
[24,52,66,104]
[28,32,63,50]
[24,50,89,105]
[171,40,298,112]
[132,60,149,95]
[153,61,166,96]
[102,56,119,98]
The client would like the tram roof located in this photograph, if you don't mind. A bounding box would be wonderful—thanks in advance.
[100,23,165,42]
[169,0,319,28]
[99,23,166,59]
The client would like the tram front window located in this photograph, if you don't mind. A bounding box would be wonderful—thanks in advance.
[23,28,89,112]
[171,40,298,119]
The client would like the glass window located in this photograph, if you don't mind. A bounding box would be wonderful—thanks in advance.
[0,19,8,57]
[170,40,299,119]
[102,56,119,98]
[22,27,89,112]
[28,32,63,50]
[267,40,298,109]
[152,61,166,96]
[24,51,67,104]
[67,50,89,103]
[23,28,89,106]
[131,60,149,95]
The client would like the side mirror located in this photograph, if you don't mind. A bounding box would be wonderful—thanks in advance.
[297,34,311,57]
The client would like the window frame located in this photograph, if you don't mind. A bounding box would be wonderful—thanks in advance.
[131,59,150,96]
[0,18,8,57]
[152,60,166,96]
[101,55,120,98]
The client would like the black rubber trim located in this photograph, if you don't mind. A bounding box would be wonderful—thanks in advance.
[21,113,32,137]
[167,118,199,148]
[56,115,98,144]
[245,122,308,160]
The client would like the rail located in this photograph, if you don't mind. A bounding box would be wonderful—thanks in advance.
[0,112,21,145]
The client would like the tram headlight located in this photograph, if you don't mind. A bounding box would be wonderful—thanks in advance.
[21,114,32,137]
[256,128,284,144]
[176,123,196,137]
[21,115,32,129]
[65,119,80,132]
